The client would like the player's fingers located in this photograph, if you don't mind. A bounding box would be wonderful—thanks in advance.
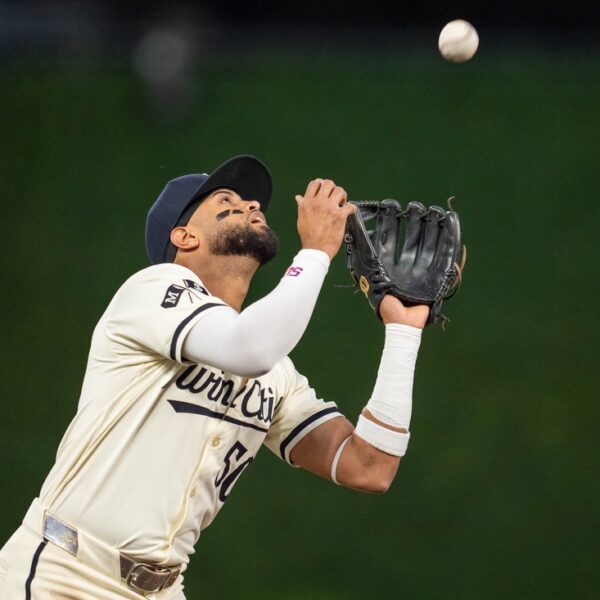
[317,179,336,198]
[295,194,304,206]
[343,202,357,216]
[305,178,323,199]
[330,186,347,207]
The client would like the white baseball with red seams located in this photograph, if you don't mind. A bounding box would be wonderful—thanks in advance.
[438,20,479,63]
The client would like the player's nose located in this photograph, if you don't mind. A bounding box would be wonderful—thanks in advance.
[243,199,260,212]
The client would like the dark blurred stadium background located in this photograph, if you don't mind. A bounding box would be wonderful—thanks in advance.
[1,1,599,598]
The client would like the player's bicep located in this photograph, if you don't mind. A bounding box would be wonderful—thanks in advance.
[289,416,354,480]
[182,307,282,376]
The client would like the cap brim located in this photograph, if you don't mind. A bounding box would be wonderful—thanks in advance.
[192,154,272,212]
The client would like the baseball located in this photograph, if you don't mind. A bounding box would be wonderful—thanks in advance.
[438,20,479,63]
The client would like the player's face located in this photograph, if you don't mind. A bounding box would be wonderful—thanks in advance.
[195,188,267,227]
[191,188,279,265]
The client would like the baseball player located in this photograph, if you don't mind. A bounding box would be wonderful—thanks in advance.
[0,155,428,599]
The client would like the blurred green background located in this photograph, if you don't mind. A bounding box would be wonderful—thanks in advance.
[1,7,600,599]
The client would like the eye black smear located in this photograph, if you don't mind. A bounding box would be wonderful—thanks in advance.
[216,209,244,221]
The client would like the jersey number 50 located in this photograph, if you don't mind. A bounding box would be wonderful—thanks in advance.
[214,441,254,502]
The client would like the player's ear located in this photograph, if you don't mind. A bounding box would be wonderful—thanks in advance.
[170,226,200,252]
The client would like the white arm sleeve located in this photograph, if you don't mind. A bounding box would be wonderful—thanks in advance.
[182,249,330,376]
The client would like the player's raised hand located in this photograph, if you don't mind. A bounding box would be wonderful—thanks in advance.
[379,295,430,329]
[295,178,356,260]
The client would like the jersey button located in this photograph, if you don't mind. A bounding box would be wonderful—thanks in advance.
[190,488,197,497]
[211,437,221,448]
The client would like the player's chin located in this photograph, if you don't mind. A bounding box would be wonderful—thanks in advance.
[252,222,276,240]
[249,223,268,236]
[255,227,279,266]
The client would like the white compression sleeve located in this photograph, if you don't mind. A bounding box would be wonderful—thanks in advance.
[353,323,422,457]
[182,249,329,376]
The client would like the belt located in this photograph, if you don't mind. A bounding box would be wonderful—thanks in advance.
[33,505,181,595]
[119,554,181,595]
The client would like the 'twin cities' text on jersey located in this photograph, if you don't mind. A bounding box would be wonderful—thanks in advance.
[35,263,340,567]
[172,365,281,429]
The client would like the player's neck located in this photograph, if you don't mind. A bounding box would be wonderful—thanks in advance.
[179,254,259,312]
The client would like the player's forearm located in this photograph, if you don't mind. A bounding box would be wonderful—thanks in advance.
[182,249,329,376]
[334,324,421,491]
[333,434,400,493]
[360,323,421,431]
[291,324,421,491]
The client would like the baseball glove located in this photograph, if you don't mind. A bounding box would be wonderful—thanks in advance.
[344,199,466,326]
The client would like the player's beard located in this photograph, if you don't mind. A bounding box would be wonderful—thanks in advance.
[209,222,279,266]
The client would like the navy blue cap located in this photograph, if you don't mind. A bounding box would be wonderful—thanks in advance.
[145,154,272,265]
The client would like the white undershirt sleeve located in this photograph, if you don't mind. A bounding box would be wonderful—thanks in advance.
[182,249,330,377]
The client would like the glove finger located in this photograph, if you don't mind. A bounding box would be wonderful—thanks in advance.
[433,211,462,270]
[415,205,445,271]
[355,201,381,245]
[346,210,377,255]
[345,208,378,282]
[356,201,379,227]
[432,210,463,296]
[374,199,401,268]
[445,244,467,298]
[398,201,426,270]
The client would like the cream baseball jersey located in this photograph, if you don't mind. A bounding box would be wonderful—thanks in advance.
[37,263,340,567]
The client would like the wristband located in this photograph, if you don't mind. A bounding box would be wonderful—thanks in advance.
[354,414,410,457]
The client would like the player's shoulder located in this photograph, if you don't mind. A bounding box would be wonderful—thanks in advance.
[107,263,217,312]
[124,263,202,286]
[269,356,306,389]
[276,355,296,375]
[119,263,209,294]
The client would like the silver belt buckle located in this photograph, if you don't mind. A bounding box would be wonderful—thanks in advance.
[126,562,180,594]
[42,512,79,556]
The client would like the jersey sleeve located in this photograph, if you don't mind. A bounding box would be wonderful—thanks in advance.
[104,264,228,364]
[263,357,342,466]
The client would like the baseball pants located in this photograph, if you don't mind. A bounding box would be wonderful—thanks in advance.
[0,503,185,600]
